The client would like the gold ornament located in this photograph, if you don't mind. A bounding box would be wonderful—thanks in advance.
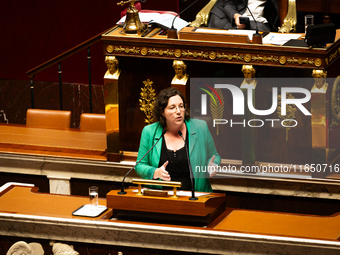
[106,45,114,53]
[139,79,156,124]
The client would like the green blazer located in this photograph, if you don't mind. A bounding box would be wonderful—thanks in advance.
[135,119,221,192]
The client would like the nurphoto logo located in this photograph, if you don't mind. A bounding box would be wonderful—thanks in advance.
[192,78,312,128]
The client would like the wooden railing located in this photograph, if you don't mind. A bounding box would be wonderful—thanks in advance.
[26,27,113,112]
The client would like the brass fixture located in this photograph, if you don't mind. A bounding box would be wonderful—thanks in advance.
[117,0,146,34]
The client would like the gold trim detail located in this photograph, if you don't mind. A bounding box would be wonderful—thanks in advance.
[279,56,287,65]
[315,58,322,67]
[328,48,339,64]
[114,46,140,54]
[106,45,114,53]
[244,54,252,62]
[277,94,297,142]
[252,55,278,63]
[286,57,314,66]
[216,53,244,61]
[209,51,217,60]
[330,76,340,129]
[175,49,182,58]
[149,48,175,56]
[109,45,326,67]
[141,47,148,56]
[182,50,209,59]
[139,79,156,125]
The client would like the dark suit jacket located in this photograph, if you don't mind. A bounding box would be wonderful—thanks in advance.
[208,0,279,31]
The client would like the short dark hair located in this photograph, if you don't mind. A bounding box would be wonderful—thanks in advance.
[153,87,190,125]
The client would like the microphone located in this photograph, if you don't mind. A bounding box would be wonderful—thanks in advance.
[118,129,167,195]
[178,130,198,201]
[246,6,262,44]
[167,0,199,39]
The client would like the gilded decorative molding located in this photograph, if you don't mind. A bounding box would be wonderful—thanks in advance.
[216,53,244,61]
[147,48,175,57]
[252,55,279,63]
[182,50,209,59]
[107,45,325,67]
[328,48,339,63]
[277,94,297,142]
[114,46,140,54]
[139,79,156,125]
[286,57,315,66]
[331,76,340,129]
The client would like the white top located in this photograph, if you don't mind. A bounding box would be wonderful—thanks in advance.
[242,0,268,23]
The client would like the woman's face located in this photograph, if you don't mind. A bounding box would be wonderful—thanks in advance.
[162,95,185,127]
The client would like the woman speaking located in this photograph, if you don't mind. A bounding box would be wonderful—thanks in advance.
[135,87,220,192]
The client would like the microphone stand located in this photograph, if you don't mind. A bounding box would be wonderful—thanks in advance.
[118,129,167,195]
[178,131,198,201]
[246,6,262,44]
[167,0,199,39]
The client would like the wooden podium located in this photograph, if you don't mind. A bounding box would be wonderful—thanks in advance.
[107,182,226,226]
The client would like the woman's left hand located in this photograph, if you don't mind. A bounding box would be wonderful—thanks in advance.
[208,155,218,177]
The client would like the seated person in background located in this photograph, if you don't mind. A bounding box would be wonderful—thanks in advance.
[208,0,279,32]
[135,87,220,192]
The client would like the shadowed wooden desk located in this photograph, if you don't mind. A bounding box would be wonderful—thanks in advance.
[0,124,107,160]
[1,184,340,255]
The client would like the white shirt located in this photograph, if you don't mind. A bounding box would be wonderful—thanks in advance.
[242,0,268,23]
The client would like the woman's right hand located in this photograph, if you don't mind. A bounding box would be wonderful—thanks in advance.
[153,161,171,181]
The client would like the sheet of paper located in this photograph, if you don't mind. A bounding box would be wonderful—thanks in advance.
[263,33,302,45]
[149,14,189,31]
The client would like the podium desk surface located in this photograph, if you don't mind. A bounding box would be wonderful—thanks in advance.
[102,26,340,70]
[1,185,340,242]
[0,124,107,160]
